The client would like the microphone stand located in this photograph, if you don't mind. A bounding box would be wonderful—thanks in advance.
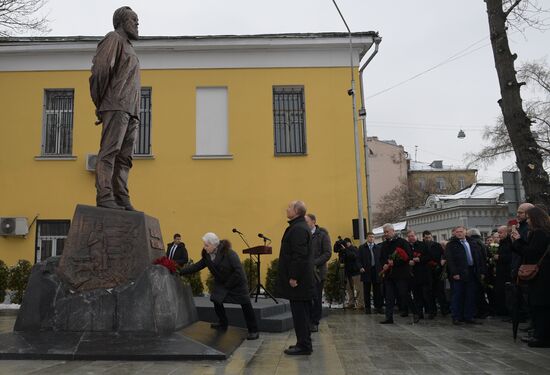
[233,230,252,292]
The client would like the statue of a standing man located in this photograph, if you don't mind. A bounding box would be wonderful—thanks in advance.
[90,6,140,211]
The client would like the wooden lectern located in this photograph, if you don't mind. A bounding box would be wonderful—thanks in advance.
[243,245,278,303]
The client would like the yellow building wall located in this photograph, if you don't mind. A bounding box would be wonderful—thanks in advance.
[0,67,368,282]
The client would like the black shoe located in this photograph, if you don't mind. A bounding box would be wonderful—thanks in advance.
[528,340,550,348]
[413,315,420,323]
[365,309,372,315]
[521,336,535,343]
[310,324,318,332]
[375,308,384,314]
[400,312,409,317]
[247,332,260,340]
[520,325,534,332]
[464,319,482,325]
[210,322,228,330]
[380,319,394,324]
[418,313,425,319]
[284,346,312,355]
[452,319,463,326]
[97,200,124,210]
[426,314,435,320]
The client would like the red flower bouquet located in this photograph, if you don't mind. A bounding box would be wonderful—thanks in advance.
[380,247,410,278]
[153,256,178,274]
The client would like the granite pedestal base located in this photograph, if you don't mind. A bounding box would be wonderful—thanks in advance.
[0,321,246,360]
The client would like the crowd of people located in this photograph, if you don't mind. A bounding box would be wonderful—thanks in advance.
[336,202,550,348]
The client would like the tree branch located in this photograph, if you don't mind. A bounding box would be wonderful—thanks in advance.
[504,0,523,18]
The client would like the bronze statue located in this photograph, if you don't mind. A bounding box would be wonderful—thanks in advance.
[90,6,141,211]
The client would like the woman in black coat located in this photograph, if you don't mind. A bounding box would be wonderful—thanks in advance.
[511,207,550,347]
[179,232,259,340]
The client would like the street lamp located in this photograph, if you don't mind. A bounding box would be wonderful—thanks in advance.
[457,129,466,139]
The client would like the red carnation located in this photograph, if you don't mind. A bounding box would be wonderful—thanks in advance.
[153,256,178,274]
[395,247,409,262]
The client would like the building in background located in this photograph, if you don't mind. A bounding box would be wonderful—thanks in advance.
[408,160,477,208]
[0,33,379,280]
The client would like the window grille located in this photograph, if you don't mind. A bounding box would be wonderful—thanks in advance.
[42,90,74,156]
[134,87,152,155]
[35,220,70,262]
[273,86,306,155]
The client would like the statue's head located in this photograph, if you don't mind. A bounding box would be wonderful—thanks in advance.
[113,6,139,40]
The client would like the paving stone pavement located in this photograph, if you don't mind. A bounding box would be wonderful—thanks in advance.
[0,310,549,374]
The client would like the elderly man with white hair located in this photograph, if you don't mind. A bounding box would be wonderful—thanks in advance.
[179,232,259,340]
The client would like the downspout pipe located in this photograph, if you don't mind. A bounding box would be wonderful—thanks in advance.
[358,36,381,232]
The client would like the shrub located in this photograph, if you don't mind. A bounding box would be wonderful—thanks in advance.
[0,260,9,303]
[206,271,215,294]
[323,259,345,306]
[180,259,204,296]
[8,259,32,304]
[242,257,258,291]
[265,258,279,297]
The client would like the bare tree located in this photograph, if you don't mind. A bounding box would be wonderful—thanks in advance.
[373,182,410,226]
[0,0,49,37]
[484,0,550,206]
[467,59,550,168]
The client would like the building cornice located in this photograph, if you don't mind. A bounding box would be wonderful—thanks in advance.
[0,32,379,72]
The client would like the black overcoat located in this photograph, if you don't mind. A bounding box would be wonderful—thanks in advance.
[166,242,189,266]
[311,226,332,282]
[512,229,550,306]
[409,240,433,285]
[180,243,250,305]
[276,216,314,301]
[379,237,412,280]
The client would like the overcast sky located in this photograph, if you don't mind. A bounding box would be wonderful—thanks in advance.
[31,0,549,182]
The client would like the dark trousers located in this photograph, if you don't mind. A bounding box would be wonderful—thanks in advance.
[213,301,258,333]
[290,300,312,351]
[432,274,449,314]
[450,269,477,321]
[531,305,550,342]
[363,268,382,311]
[412,281,436,316]
[311,280,324,325]
[384,278,416,320]
[95,111,139,204]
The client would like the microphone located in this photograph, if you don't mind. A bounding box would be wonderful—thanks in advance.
[232,228,243,235]
[258,233,271,242]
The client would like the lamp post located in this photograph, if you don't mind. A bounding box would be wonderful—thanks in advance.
[331,0,365,244]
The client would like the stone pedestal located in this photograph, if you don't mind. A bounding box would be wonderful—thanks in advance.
[2,205,247,359]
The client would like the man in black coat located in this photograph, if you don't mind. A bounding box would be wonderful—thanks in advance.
[407,230,436,319]
[358,232,383,314]
[445,226,487,325]
[494,225,513,316]
[423,230,449,316]
[166,233,189,266]
[277,200,314,355]
[379,224,418,324]
[305,213,332,332]
[341,238,363,309]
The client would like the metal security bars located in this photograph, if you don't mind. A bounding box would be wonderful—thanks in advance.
[35,220,70,262]
[273,86,306,155]
[42,90,74,156]
[134,87,152,155]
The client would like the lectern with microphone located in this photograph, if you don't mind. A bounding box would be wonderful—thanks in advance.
[243,233,278,303]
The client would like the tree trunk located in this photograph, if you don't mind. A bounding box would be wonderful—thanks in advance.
[485,0,550,206]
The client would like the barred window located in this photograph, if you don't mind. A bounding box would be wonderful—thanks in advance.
[134,87,152,155]
[42,89,74,156]
[35,220,70,262]
[273,86,306,155]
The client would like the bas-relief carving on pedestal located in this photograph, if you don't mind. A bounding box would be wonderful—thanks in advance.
[58,205,164,291]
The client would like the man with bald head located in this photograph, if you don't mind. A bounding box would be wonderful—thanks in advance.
[277,200,314,355]
[90,6,141,210]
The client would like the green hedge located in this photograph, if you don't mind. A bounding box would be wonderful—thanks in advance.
[0,260,9,303]
[265,258,279,297]
[180,259,204,296]
[323,259,345,305]
[8,260,32,304]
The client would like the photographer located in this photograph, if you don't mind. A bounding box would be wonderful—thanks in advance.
[334,238,363,309]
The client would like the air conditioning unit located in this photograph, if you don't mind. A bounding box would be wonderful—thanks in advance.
[86,153,98,172]
[0,217,29,236]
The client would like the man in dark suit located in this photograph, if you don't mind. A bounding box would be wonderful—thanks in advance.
[407,230,436,319]
[423,230,449,316]
[277,200,314,355]
[445,225,487,325]
[358,232,383,314]
[166,233,189,266]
